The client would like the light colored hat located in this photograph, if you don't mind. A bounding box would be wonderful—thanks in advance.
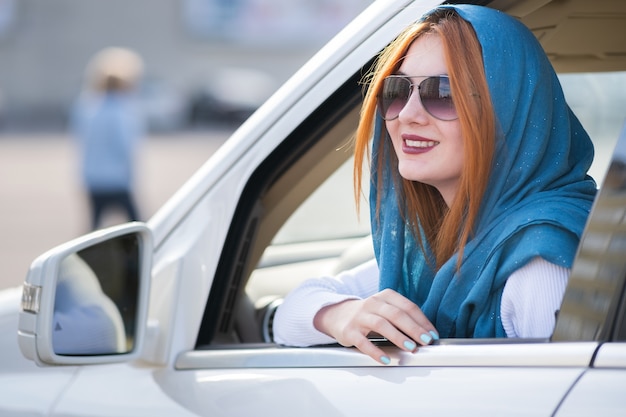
[85,47,144,91]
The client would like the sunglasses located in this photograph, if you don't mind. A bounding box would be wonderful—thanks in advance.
[378,75,457,121]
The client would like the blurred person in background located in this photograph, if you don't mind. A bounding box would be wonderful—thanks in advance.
[71,47,145,230]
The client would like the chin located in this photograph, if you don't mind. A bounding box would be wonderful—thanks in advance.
[397,166,425,183]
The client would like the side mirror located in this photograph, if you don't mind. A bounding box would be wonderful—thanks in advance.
[18,223,152,366]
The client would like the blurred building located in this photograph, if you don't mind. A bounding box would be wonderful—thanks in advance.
[0,0,371,132]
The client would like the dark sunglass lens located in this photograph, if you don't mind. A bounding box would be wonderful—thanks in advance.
[380,77,411,120]
[420,77,457,120]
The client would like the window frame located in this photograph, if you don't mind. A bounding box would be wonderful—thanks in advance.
[195,66,368,348]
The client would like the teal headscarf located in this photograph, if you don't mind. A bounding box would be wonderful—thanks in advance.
[372,5,597,338]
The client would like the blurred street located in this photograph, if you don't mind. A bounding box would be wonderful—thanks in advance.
[0,129,231,291]
[0,0,372,293]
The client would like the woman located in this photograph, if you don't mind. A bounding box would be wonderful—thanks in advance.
[273,4,597,365]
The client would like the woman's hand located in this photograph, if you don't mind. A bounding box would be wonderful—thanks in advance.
[313,289,439,364]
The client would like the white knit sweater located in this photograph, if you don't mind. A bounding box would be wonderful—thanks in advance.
[273,257,568,346]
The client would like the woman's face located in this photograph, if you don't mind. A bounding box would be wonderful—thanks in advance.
[385,34,464,207]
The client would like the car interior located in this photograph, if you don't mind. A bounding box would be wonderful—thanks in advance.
[196,67,368,346]
[195,0,626,349]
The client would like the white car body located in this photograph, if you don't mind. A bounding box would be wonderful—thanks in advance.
[2,0,626,415]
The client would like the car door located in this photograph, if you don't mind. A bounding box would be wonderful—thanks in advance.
[171,82,626,416]
[175,1,625,416]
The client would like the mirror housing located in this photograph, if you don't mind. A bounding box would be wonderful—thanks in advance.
[18,222,152,366]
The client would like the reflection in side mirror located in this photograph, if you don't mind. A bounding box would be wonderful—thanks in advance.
[18,222,151,366]
[53,231,141,356]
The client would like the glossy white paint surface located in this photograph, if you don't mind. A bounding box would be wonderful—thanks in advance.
[0,287,78,415]
[556,369,626,416]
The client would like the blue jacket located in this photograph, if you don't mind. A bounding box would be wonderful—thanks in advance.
[72,92,145,192]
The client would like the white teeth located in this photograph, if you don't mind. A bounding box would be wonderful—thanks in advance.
[405,140,439,148]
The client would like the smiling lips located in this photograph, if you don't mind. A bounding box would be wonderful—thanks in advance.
[403,138,440,154]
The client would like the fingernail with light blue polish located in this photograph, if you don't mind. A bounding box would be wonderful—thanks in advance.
[420,333,433,344]
[430,331,440,341]
[403,340,416,351]
[380,355,391,365]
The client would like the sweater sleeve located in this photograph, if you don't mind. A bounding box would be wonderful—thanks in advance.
[273,258,379,346]
[500,257,569,338]
[274,256,568,344]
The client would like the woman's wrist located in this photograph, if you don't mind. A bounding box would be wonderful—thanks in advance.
[313,299,354,339]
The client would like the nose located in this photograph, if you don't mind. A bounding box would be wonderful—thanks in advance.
[397,88,429,124]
